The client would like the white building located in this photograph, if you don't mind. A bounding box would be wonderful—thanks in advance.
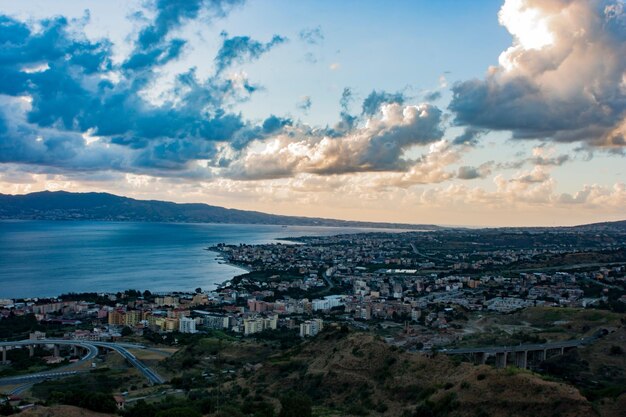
[312,295,343,311]
[300,319,324,338]
[179,316,197,334]
[486,297,533,313]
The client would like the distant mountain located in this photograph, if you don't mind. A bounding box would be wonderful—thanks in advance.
[0,191,439,230]
[566,219,626,231]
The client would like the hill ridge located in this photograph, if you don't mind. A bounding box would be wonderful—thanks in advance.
[0,190,436,230]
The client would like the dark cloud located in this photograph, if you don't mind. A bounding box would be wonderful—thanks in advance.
[296,96,312,112]
[456,163,492,180]
[512,168,550,184]
[0,6,289,177]
[449,0,626,148]
[340,87,353,113]
[326,87,356,135]
[215,32,287,73]
[299,26,324,45]
[531,154,569,166]
[125,0,243,71]
[452,127,487,146]
[362,90,405,116]
[262,115,292,134]
[456,166,481,180]
[424,91,441,102]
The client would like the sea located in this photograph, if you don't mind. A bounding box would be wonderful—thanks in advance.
[0,220,402,299]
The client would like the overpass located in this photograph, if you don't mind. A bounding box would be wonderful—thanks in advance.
[0,339,164,387]
[440,333,603,369]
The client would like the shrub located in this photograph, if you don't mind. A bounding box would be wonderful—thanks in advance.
[279,391,312,417]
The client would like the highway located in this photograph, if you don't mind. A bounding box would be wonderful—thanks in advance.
[0,339,164,392]
[441,331,605,355]
[93,341,165,384]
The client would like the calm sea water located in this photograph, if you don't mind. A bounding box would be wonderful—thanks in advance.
[0,221,396,298]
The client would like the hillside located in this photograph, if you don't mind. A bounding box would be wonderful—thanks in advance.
[230,330,596,417]
[151,329,604,417]
[0,191,436,230]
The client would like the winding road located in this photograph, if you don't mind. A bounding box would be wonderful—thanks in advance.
[0,339,165,394]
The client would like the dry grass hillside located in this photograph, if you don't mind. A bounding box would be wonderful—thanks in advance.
[19,404,116,417]
[236,329,595,417]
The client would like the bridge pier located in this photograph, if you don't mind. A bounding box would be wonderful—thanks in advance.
[53,344,60,358]
[72,346,78,357]
[1,346,6,364]
[474,352,487,365]
[495,351,508,368]
[514,350,528,369]
[29,345,34,357]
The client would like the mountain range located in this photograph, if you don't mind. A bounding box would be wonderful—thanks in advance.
[0,191,437,229]
[1,191,624,231]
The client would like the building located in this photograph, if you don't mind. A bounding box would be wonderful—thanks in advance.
[108,309,125,326]
[191,293,208,306]
[486,297,533,313]
[300,319,324,337]
[124,310,141,326]
[153,317,179,332]
[179,317,197,334]
[311,295,343,311]
[243,314,278,336]
[203,314,230,330]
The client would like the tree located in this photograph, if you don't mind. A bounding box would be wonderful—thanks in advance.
[195,287,202,294]
[279,392,312,417]
[0,402,16,416]
[80,392,117,413]
[121,326,133,337]
[124,399,156,417]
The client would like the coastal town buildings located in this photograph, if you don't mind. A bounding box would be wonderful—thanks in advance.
[179,316,197,334]
[300,319,324,337]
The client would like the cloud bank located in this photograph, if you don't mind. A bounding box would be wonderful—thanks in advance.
[449,0,626,148]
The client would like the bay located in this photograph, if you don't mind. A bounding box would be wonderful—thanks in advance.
[0,220,397,298]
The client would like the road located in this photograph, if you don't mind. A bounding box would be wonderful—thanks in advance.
[322,268,335,289]
[0,339,164,393]
[441,331,604,355]
[94,341,165,384]
[410,242,440,262]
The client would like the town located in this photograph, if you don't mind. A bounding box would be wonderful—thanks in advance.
[1,225,625,416]
[2,227,624,346]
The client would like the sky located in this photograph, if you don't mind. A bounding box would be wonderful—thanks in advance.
[0,0,624,227]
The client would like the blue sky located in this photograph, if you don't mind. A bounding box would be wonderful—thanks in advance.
[0,0,624,226]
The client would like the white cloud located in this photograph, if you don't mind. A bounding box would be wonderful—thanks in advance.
[225,103,445,179]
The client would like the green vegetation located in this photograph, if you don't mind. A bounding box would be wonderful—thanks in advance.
[279,391,312,417]
[31,368,129,413]
[0,313,41,340]
[0,346,68,377]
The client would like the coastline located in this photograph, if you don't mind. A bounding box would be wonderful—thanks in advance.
[2,221,380,299]
[205,246,253,273]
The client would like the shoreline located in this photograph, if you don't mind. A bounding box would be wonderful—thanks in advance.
[205,246,253,274]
